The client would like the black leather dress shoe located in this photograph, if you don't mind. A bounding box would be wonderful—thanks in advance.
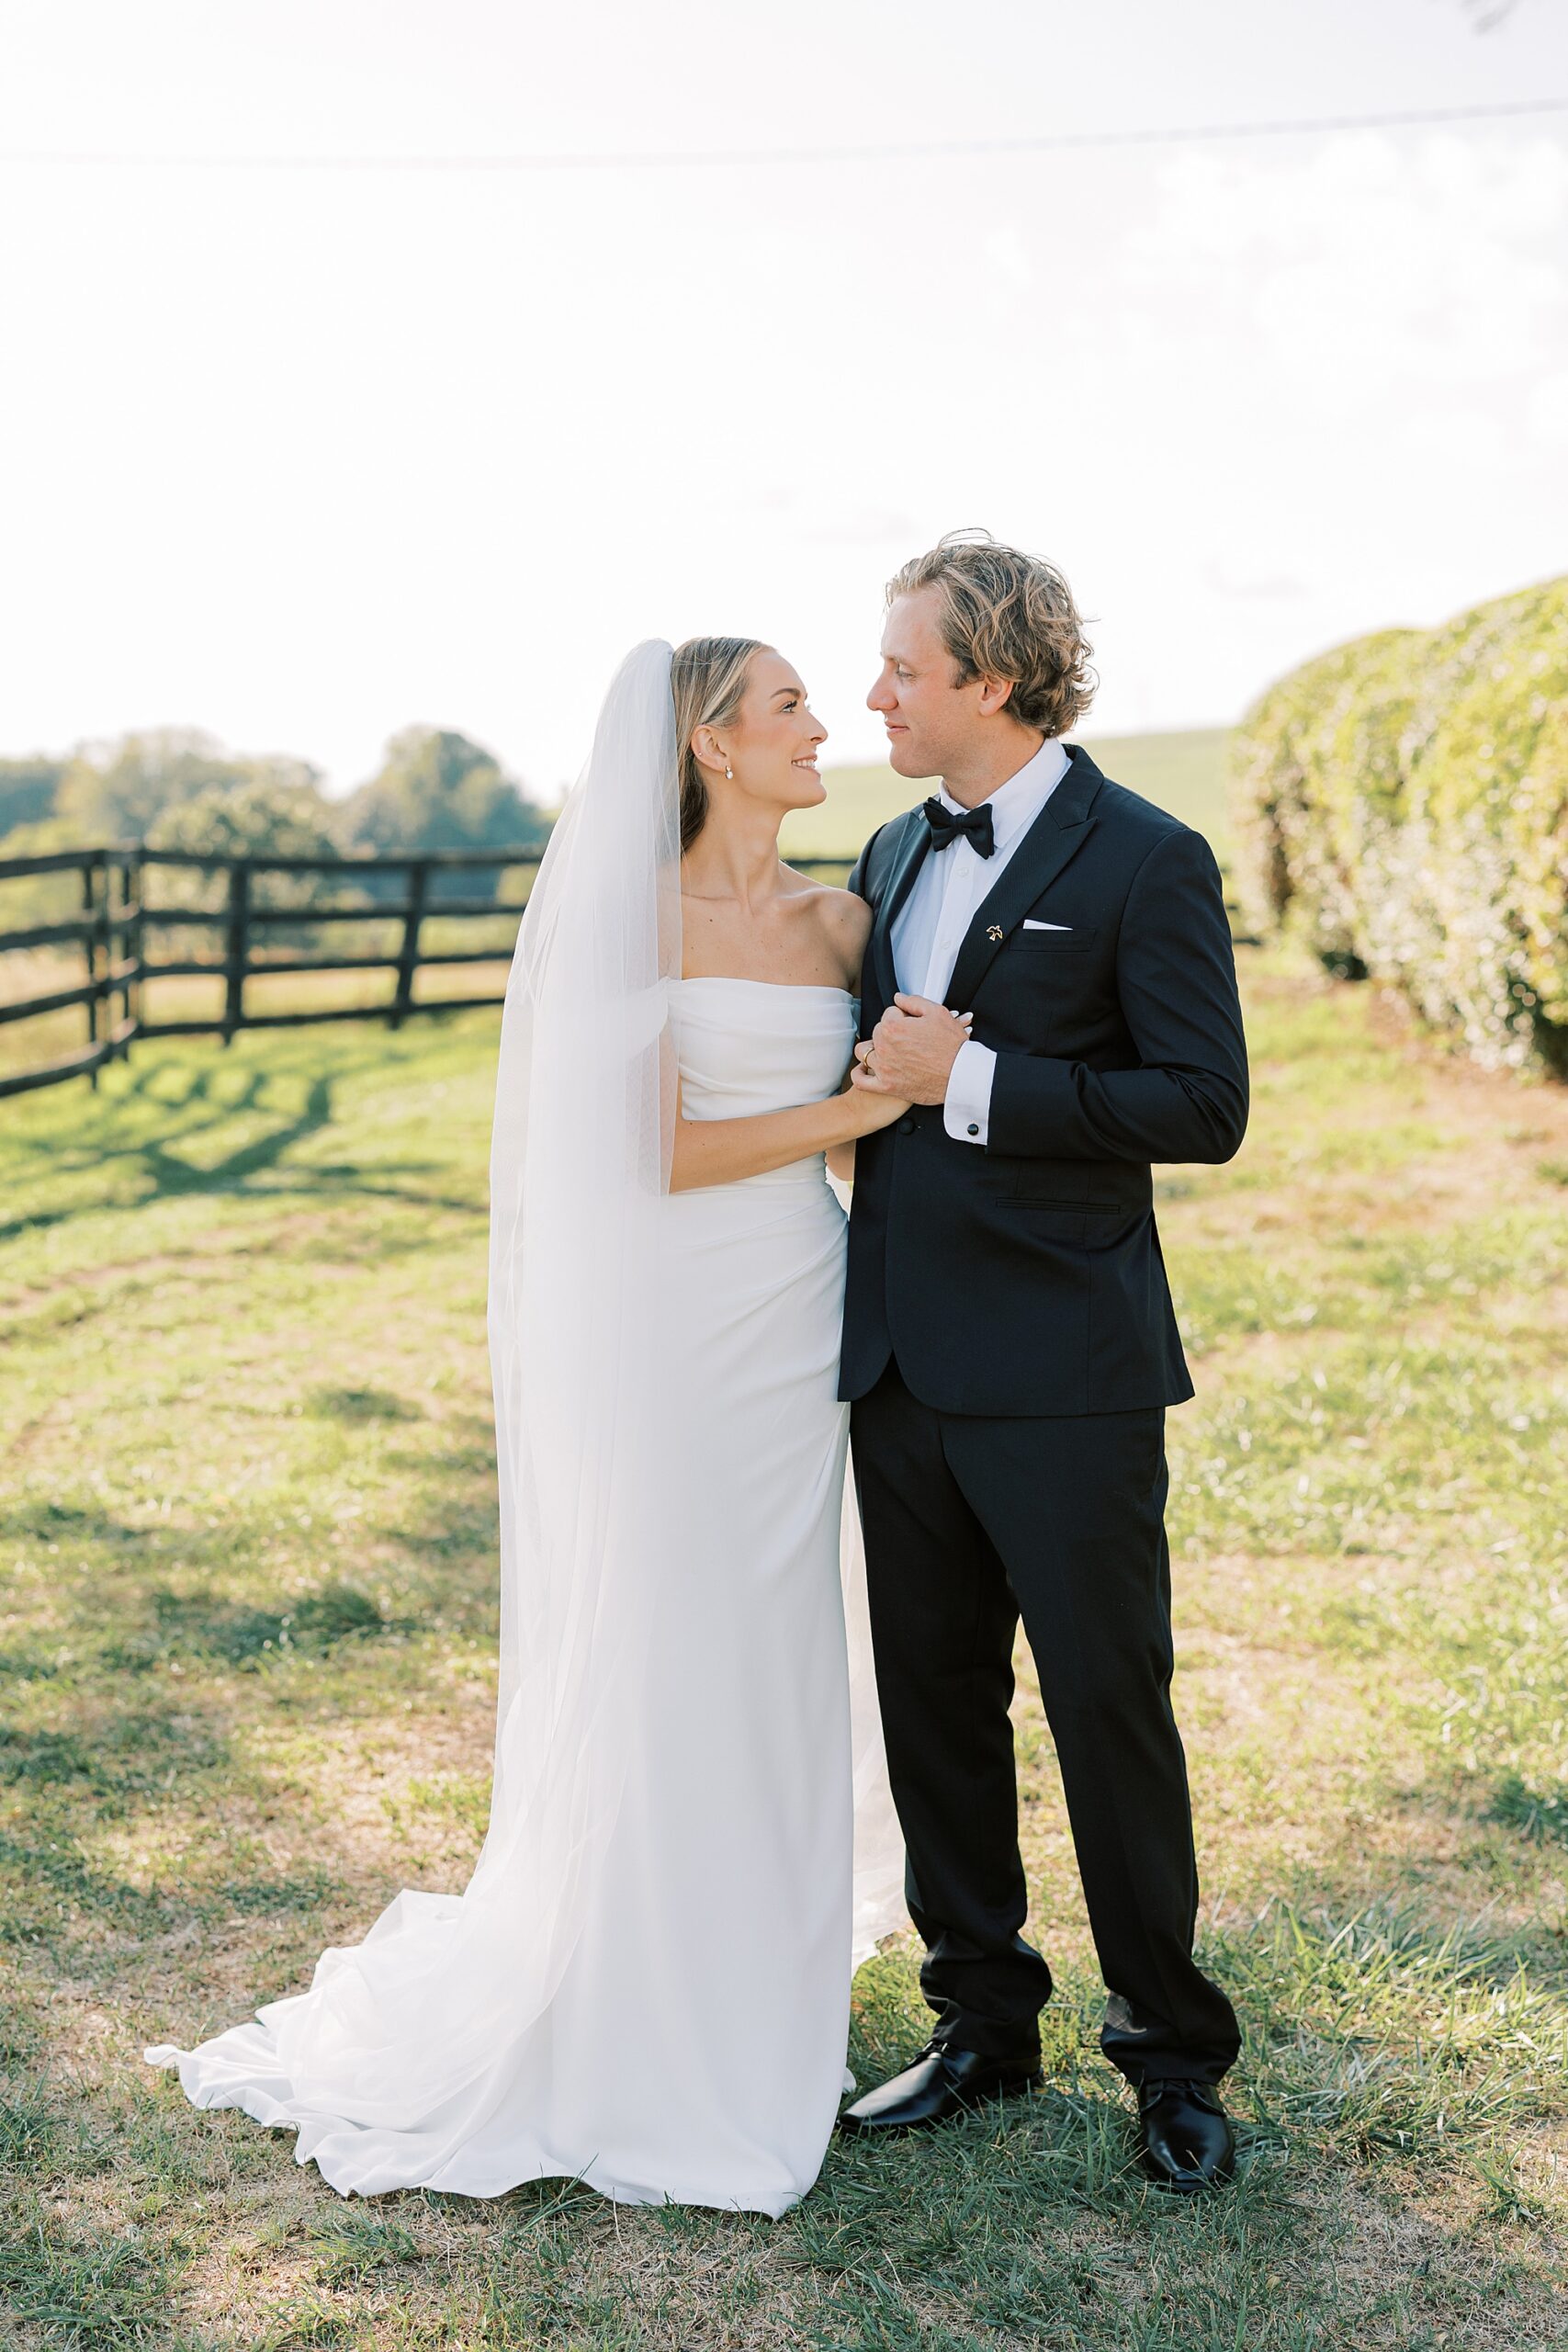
[838,2041,1043,2137]
[1137,2078,1235,2190]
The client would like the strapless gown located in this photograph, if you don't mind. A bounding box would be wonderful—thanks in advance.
[149,978,885,2218]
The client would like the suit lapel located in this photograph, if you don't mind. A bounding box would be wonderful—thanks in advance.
[870,808,932,1012]
[942,744,1105,1011]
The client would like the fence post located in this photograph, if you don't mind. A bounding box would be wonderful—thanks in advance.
[81,853,102,1087]
[94,847,113,1050]
[222,858,251,1045]
[127,847,146,1046]
[389,858,428,1031]
[110,850,134,1062]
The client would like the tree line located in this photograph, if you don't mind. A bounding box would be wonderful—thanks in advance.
[0,725,553,897]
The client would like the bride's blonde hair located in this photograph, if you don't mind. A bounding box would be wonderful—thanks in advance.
[671,636,767,851]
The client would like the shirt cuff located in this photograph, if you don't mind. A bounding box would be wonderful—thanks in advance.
[943,1038,996,1145]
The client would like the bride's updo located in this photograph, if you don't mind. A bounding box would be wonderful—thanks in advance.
[671,636,766,851]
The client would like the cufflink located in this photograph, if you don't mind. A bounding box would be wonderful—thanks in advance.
[966,1123,980,1136]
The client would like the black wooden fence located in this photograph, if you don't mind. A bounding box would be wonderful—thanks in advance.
[2,838,1253,1105]
[0,843,855,1102]
[0,844,551,1102]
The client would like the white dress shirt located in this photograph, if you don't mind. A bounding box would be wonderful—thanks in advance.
[890,735,1071,1146]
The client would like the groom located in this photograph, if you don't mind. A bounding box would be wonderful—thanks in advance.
[840,531,1247,2191]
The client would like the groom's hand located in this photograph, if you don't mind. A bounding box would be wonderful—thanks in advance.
[852,995,973,1105]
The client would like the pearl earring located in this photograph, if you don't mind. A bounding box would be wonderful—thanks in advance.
[724,765,733,780]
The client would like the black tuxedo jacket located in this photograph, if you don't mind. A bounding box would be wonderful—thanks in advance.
[840,745,1248,1417]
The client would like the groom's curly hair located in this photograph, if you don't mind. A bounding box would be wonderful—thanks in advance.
[887,530,1097,737]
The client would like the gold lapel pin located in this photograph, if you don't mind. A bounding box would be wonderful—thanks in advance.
[986,924,1004,942]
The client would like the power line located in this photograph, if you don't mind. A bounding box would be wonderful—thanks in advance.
[1,96,1564,174]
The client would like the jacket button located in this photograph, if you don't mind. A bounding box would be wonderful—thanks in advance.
[897,1117,916,1135]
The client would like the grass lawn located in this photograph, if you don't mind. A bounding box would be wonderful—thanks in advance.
[3,948,1567,2348]
[779,729,1233,865]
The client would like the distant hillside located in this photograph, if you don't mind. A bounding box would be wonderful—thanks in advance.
[779,727,1232,864]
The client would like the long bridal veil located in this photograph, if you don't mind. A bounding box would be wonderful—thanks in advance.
[492,633,900,1990]
[147,640,902,2189]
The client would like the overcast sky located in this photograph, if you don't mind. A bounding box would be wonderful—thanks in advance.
[1,0,1564,797]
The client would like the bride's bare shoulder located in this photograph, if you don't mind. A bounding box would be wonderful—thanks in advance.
[791,876,872,984]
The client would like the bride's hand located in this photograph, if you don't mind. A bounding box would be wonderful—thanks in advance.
[840,1074,910,1135]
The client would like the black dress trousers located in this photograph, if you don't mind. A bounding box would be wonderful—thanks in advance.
[851,1360,1241,2086]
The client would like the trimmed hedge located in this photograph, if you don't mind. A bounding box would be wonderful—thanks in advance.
[1230,577,1568,1072]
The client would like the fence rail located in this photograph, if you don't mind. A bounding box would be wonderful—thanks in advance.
[0,843,560,1101]
[0,842,854,1102]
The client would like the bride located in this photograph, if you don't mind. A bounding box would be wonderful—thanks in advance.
[146,637,908,2216]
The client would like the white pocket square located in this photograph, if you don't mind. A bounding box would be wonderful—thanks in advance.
[1022,919,1072,932]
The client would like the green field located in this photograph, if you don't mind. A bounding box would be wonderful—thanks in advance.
[780,728,1233,864]
[4,947,1568,2348]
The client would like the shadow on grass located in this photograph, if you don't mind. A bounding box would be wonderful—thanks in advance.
[305,1385,426,1424]
[0,1708,225,1804]
[3,1444,492,1688]
[0,1498,173,1550]
[1486,1772,1568,1848]
[0,1051,488,1246]
[0,1822,203,1948]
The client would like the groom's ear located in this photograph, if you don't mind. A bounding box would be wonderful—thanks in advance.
[974,673,1017,718]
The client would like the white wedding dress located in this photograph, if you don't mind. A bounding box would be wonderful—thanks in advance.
[147,955,902,2214]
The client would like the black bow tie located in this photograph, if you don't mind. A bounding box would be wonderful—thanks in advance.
[921,797,996,858]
